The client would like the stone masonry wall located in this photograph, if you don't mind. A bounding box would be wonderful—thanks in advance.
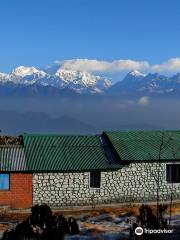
[33,162,180,207]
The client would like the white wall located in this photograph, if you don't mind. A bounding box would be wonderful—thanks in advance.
[33,162,180,207]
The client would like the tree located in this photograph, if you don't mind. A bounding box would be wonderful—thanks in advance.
[144,131,180,227]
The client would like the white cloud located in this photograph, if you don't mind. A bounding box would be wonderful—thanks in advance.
[55,57,180,75]
[151,58,180,73]
[57,59,149,73]
[138,96,149,105]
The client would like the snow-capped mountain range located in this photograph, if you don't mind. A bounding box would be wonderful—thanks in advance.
[1,66,180,97]
[108,70,180,97]
[0,66,111,94]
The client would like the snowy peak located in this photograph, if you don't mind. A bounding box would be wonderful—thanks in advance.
[109,70,180,96]
[12,66,38,76]
[0,72,10,79]
[12,66,47,78]
[55,69,106,86]
[0,65,111,94]
[54,69,111,93]
[0,72,10,84]
[9,66,48,85]
[128,70,146,77]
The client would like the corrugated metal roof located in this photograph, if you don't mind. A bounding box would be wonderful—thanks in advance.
[23,133,120,172]
[1,130,180,172]
[0,146,26,171]
[105,130,180,161]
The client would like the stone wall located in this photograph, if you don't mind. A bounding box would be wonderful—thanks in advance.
[33,162,180,207]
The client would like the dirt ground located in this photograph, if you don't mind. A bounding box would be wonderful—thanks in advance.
[0,202,180,220]
[0,203,180,239]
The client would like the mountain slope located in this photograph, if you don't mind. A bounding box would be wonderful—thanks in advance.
[108,70,180,97]
[0,111,96,134]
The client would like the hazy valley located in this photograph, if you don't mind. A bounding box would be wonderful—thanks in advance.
[1,65,180,134]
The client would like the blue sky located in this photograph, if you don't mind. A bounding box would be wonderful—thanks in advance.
[0,0,180,73]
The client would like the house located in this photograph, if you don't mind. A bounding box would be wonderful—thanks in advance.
[0,130,180,209]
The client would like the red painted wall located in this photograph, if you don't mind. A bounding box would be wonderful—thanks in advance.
[0,173,32,208]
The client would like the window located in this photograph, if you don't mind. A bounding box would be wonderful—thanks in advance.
[166,164,180,183]
[90,172,101,188]
[0,174,10,190]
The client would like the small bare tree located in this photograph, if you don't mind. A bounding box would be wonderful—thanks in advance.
[144,131,180,227]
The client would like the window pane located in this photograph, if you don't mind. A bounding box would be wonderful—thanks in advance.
[166,165,171,182]
[90,172,101,188]
[166,164,180,183]
[0,174,10,190]
[177,165,180,182]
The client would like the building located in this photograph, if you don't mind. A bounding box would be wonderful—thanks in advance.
[0,131,180,209]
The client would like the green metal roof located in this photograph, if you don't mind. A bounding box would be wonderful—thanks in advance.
[105,130,180,161]
[23,133,120,172]
[0,146,26,171]
[1,130,180,172]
